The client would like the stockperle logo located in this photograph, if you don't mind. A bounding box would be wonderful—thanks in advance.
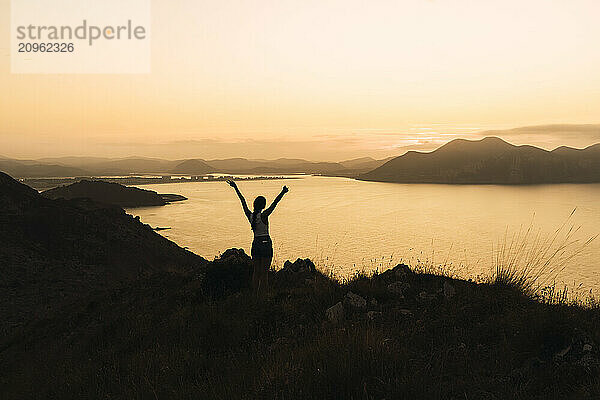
[11,0,151,74]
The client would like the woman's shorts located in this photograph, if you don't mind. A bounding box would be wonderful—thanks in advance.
[251,236,273,259]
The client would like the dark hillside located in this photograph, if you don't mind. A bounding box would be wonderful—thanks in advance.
[0,171,205,339]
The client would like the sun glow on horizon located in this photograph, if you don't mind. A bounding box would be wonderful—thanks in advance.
[1,0,600,159]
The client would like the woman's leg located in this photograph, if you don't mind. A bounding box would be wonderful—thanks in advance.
[253,256,272,296]
[252,257,261,294]
[251,239,260,294]
[261,255,272,294]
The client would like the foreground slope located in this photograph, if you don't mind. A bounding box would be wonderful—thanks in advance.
[360,137,600,184]
[2,250,600,399]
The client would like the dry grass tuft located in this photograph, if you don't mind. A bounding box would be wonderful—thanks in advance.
[493,208,597,299]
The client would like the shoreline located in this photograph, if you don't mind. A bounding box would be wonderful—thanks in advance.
[22,174,303,191]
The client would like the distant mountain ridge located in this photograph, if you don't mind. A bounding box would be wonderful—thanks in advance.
[0,155,390,178]
[7,130,599,182]
[359,137,600,184]
[170,159,214,175]
[0,158,88,178]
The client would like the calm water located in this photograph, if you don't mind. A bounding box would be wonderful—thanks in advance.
[128,177,600,292]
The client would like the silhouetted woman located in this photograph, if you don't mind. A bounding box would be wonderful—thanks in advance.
[227,180,289,295]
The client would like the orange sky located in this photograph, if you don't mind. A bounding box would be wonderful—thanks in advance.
[1,0,600,160]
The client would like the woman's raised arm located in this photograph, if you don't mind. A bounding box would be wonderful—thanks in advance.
[227,180,251,218]
[263,186,289,217]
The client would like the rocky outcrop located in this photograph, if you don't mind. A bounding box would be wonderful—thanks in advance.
[160,193,188,203]
[201,249,253,298]
[325,302,344,323]
[280,258,316,274]
[443,280,456,299]
[273,258,318,288]
[344,291,367,310]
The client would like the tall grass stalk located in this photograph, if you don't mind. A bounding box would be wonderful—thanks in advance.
[493,208,597,297]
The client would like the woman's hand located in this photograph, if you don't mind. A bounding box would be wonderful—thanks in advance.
[282,185,289,194]
[227,180,237,188]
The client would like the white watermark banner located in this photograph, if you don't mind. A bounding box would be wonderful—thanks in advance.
[11,0,151,73]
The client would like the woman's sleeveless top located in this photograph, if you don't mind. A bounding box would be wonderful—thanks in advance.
[252,211,269,237]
